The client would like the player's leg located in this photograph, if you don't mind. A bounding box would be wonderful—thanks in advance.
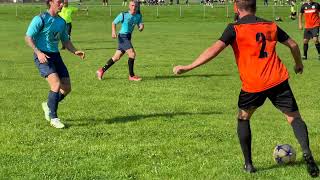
[269,80,319,177]
[237,90,266,173]
[303,29,311,60]
[59,77,71,102]
[311,28,320,60]
[46,73,61,120]
[96,50,124,80]
[126,48,141,81]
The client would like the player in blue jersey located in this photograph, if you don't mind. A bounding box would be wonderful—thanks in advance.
[25,0,85,129]
[96,0,144,81]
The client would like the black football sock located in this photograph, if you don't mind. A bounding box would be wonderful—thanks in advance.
[291,117,311,155]
[47,90,59,119]
[128,58,135,77]
[237,119,252,165]
[58,92,65,102]
[303,43,309,58]
[315,43,320,55]
[102,58,115,72]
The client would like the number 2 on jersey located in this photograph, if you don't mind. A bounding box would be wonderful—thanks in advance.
[256,32,268,58]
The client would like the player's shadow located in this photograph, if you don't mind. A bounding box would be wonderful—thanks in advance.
[258,160,311,172]
[65,111,221,127]
[82,47,114,51]
[145,73,231,80]
[73,39,113,44]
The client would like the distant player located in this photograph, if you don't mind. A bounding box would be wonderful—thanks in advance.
[58,0,78,49]
[289,0,297,20]
[96,0,144,81]
[25,0,85,128]
[173,0,319,177]
[298,0,320,60]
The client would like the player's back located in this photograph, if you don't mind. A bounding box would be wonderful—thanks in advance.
[231,16,289,92]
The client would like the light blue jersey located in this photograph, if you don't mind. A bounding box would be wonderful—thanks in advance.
[26,11,69,53]
[113,11,143,34]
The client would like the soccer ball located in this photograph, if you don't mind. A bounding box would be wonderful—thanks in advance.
[273,144,296,164]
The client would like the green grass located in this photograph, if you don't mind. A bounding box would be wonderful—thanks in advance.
[1,3,320,179]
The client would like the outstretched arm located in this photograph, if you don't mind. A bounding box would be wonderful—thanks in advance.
[173,40,227,75]
[281,38,303,74]
[62,40,85,59]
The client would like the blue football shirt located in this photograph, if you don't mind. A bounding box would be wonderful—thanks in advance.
[26,11,69,53]
[113,11,143,34]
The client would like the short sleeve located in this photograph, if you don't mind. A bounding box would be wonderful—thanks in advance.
[26,16,43,37]
[277,26,290,43]
[113,13,123,24]
[218,24,236,46]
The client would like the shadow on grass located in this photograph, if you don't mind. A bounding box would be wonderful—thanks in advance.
[82,47,115,51]
[144,73,231,80]
[73,39,113,43]
[258,160,311,172]
[65,111,221,127]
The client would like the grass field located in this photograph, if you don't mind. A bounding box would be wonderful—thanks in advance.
[1,2,320,179]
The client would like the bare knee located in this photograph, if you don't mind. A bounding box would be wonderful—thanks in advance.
[284,111,301,124]
[112,56,121,62]
[237,109,255,120]
[47,74,61,92]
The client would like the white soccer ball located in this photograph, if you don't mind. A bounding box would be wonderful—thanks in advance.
[273,144,296,164]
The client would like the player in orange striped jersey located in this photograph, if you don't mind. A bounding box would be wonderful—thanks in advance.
[299,0,320,60]
[174,0,319,177]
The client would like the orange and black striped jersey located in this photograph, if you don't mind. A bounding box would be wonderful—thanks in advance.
[219,15,289,93]
[300,2,320,28]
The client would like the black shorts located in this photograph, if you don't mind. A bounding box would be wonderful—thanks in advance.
[304,27,319,40]
[238,80,299,113]
[118,33,133,53]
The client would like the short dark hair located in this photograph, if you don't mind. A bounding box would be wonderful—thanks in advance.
[236,0,256,13]
[46,0,51,7]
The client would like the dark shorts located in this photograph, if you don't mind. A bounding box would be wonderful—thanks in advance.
[118,33,133,53]
[34,52,69,78]
[304,27,319,40]
[238,80,299,113]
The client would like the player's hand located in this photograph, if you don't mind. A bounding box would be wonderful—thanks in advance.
[112,32,117,39]
[75,51,85,59]
[294,63,303,74]
[299,25,303,30]
[173,65,190,75]
[37,51,50,64]
[138,25,144,32]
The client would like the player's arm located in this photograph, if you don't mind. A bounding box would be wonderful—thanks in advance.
[277,26,303,74]
[298,5,304,30]
[138,15,144,32]
[25,36,50,63]
[112,22,117,38]
[173,40,227,75]
[62,40,85,59]
[112,13,123,38]
[281,38,303,74]
[173,23,234,75]
[25,16,50,63]
[138,23,144,32]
